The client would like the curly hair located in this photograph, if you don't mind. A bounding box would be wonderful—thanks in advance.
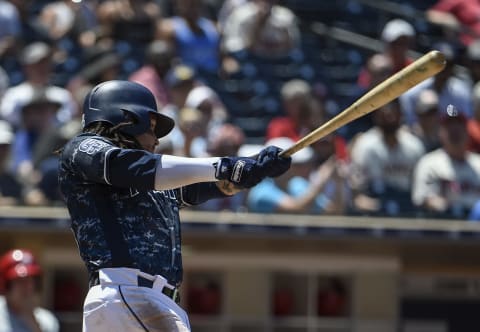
[82,121,141,149]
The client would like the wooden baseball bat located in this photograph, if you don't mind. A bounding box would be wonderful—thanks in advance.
[279,50,446,158]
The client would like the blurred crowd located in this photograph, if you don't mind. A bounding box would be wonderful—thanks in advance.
[2,0,480,220]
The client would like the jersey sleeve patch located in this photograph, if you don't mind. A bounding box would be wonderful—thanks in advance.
[78,138,111,155]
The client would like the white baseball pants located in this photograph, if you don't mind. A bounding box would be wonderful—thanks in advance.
[82,268,190,332]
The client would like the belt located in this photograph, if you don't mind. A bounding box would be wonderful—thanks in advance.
[89,271,180,304]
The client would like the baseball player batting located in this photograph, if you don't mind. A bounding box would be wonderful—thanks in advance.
[58,80,291,331]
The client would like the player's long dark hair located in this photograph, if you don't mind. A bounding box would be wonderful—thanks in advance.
[82,121,142,149]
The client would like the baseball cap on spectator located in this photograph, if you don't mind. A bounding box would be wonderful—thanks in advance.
[20,88,62,113]
[146,40,174,68]
[237,143,263,158]
[0,121,13,145]
[185,86,217,109]
[415,89,439,116]
[467,40,480,61]
[440,104,467,124]
[165,65,195,88]
[381,19,415,43]
[281,79,311,100]
[20,42,51,65]
[266,137,313,164]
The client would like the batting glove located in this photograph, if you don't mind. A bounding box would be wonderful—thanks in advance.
[256,146,292,178]
[214,157,265,188]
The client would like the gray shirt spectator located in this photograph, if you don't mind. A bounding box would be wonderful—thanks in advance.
[413,108,480,218]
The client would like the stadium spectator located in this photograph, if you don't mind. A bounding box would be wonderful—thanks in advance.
[350,99,425,216]
[177,107,209,157]
[0,0,21,58]
[347,53,394,140]
[0,0,49,48]
[161,64,198,154]
[96,0,161,46]
[67,43,122,95]
[0,42,77,129]
[217,0,248,31]
[0,121,22,206]
[357,18,415,90]
[464,39,480,86]
[468,82,480,153]
[0,248,59,332]
[266,79,314,141]
[12,89,62,206]
[185,85,228,134]
[427,0,480,46]
[247,137,346,214]
[157,0,221,74]
[413,107,480,219]
[409,89,442,152]
[38,0,98,44]
[129,40,175,108]
[221,0,300,59]
[400,41,473,126]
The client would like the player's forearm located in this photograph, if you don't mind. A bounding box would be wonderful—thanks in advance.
[180,182,230,206]
[154,155,219,190]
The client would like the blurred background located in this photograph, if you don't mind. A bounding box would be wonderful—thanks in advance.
[1,0,480,331]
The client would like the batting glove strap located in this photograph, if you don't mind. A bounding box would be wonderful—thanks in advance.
[214,157,265,188]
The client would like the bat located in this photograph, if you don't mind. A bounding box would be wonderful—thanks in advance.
[279,50,447,158]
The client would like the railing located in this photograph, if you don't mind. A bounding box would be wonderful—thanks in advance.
[1,206,480,241]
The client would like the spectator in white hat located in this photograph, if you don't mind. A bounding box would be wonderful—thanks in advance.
[357,18,416,89]
[0,42,77,129]
[185,85,228,134]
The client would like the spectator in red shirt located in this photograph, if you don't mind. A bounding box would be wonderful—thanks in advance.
[266,79,315,142]
[357,19,415,89]
[427,0,480,46]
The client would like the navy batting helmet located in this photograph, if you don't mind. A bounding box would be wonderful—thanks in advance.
[82,80,174,138]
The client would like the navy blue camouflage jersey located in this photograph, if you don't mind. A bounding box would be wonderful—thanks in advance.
[58,133,226,286]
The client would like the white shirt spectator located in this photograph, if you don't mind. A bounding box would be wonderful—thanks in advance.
[412,149,480,212]
[351,127,425,192]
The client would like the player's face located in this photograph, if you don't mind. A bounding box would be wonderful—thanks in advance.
[135,115,159,153]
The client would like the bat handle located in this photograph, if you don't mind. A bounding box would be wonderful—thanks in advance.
[278,145,297,158]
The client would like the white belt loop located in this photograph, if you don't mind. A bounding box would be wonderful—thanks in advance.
[152,275,166,290]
